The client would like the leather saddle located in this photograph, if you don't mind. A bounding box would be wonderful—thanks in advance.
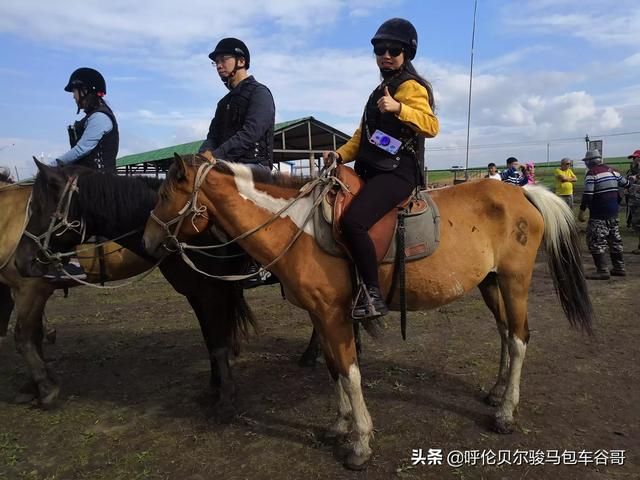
[325,165,428,262]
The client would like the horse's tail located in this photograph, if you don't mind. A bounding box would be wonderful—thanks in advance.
[522,184,594,335]
[229,283,258,356]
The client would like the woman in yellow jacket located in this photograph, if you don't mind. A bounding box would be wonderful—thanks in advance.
[323,18,439,320]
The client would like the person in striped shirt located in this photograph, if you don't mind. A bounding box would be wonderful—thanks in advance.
[500,157,528,186]
[577,149,629,279]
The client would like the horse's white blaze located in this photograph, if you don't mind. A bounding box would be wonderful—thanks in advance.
[339,363,373,457]
[226,162,315,237]
[496,335,527,423]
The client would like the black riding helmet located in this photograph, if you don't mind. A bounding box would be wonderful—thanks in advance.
[371,18,418,60]
[208,38,250,68]
[64,67,107,95]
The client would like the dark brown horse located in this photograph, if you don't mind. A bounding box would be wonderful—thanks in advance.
[13,161,255,414]
[143,154,594,469]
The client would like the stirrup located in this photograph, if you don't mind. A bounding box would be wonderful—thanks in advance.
[351,284,388,320]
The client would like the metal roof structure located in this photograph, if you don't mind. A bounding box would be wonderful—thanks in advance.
[116,116,351,176]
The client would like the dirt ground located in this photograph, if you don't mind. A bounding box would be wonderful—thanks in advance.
[1,228,639,480]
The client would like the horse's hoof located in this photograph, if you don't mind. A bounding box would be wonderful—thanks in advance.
[44,327,57,345]
[344,452,371,471]
[493,415,515,434]
[39,383,60,409]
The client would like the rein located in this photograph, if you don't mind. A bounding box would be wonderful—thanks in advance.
[153,160,344,281]
[20,175,160,289]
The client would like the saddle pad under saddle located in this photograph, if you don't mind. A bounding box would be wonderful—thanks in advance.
[313,187,441,263]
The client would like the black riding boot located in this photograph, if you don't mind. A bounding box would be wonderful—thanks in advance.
[610,252,626,276]
[241,261,279,289]
[352,285,389,320]
[586,253,610,280]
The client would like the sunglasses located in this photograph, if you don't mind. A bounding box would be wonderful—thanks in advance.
[373,45,404,57]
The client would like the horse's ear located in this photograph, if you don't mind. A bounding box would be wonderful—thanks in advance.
[33,156,65,184]
[33,157,53,175]
[173,153,186,180]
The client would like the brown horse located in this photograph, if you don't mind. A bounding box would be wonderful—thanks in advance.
[9,164,255,413]
[0,179,152,404]
[143,154,594,470]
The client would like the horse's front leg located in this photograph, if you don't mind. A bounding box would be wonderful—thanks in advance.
[187,294,223,392]
[312,311,374,470]
[188,285,241,420]
[299,323,362,368]
[13,283,59,408]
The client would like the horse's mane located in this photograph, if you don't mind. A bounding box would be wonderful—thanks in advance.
[32,165,162,235]
[73,171,160,234]
[161,153,312,199]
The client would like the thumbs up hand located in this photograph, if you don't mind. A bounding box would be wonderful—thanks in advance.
[377,85,401,114]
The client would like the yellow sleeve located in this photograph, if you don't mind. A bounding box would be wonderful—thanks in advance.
[394,80,439,138]
[336,125,362,164]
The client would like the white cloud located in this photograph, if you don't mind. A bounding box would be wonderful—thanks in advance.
[600,107,622,130]
[502,1,640,47]
[623,53,640,67]
[1,0,639,171]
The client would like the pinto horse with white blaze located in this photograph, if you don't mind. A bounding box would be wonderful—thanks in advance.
[143,154,594,470]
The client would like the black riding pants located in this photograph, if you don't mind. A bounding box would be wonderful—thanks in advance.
[341,172,415,288]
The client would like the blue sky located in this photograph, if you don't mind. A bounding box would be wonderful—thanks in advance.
[1,0,639,177]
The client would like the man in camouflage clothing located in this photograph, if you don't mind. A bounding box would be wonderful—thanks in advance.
[578,150,630,279]
[626,150,640,254]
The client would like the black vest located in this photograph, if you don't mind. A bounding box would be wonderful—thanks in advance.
[357,71,425,185]
[68,104,119,173]
[212,76,273,167]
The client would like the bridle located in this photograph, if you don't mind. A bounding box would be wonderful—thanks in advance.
[148,157,345,281]
[22,175,86,265]
[148,160,214,253]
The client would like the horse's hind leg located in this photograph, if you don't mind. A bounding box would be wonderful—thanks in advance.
[478,273,509,406]
[493,271,532,433]
[0,284,14,349]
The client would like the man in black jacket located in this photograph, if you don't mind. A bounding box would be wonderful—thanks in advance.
[200,38,277,287]
[199,38,275,169]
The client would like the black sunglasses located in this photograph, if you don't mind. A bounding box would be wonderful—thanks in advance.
[373,45,404,57]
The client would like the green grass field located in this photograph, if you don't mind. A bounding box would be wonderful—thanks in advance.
[426,158,633,189]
